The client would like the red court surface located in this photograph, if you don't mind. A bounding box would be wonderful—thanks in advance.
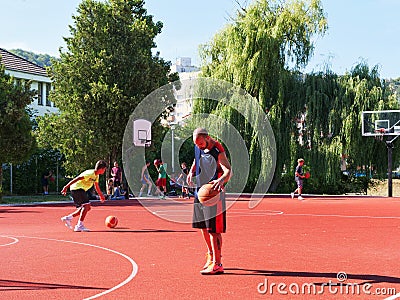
[1,194,400,300]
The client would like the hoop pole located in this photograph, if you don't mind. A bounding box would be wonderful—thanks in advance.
[388,143,393,197]
[171,125,175,173]
[387,135,399,197]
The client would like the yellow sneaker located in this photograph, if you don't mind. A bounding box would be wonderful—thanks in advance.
[200,263,224,275]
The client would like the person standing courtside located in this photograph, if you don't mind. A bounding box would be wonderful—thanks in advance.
[111,161,122,187]
[187,128,232,275]
[139,161,152,197]
[291,158,306,200]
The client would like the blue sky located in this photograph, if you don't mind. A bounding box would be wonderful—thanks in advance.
[1,0,400,79]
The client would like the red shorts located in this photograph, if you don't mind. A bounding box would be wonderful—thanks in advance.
[157,178,166,187]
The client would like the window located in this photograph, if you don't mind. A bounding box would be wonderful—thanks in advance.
[37,83,43,105]
[46,83,51,106]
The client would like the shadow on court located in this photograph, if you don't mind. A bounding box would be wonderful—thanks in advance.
[0,279,106,291]
[224,268,400,285]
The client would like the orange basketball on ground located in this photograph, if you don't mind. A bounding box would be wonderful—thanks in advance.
[105,215,118,228]
[198,183,220,206]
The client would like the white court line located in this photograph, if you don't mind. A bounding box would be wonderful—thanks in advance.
[0,236,19,247]
[150,209,400,219]
[283,213,400,220]
[2,235,138,299]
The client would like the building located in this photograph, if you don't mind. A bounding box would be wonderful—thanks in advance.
[0,48,58,117]
[170,57,200,74]
[171,57,200,124]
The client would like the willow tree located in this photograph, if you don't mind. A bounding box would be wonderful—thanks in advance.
[336,64,399,176]
[292,62,399,194]
[197,0,327,191]
[37,0,177,174]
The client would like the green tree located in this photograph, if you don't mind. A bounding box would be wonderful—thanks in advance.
[0,62,37,200]
[288,63,398,194]
[37,0,178,175]
[198,0,327,191]
[9,49,55,67]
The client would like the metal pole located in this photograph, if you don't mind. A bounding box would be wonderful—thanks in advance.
[10,163,12,195]
[387,142,393,197]
[171,125,175,173]
[35,157,38,194]
[56,159,59,193]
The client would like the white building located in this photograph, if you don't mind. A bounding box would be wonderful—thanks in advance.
[171,57,200,124]
[170,57,200,74]
[0,48,58,117]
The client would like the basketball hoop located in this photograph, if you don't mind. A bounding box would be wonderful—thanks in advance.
[139,139,151,147]
[133,119,152,147]
[374,128,385,142]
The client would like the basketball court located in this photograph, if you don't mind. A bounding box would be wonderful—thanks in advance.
[1,194,400,299]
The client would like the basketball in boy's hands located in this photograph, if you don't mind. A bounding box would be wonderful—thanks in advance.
[105,215,118,228]
[198,183,220,206]
[305,172,311,179]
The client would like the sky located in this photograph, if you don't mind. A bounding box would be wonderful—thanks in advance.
[1,0,400,79]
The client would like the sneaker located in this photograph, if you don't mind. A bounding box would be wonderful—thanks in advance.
[61,216,73,229]
[74,224,90,232]
[290,192,294,199]
[200,263,224,275]
[203,252,213,270]
[298,196,304,200]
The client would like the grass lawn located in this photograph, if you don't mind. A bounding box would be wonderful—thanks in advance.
[1,179,397,205]
[0,194,70,205]
[367,178,400,196]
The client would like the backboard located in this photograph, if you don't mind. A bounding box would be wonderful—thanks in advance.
[362,110,400,136]
[133,119,151,147]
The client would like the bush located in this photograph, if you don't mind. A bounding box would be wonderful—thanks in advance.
[2,148,66,195]
[274,172,370,195]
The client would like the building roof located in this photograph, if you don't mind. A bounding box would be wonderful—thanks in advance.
[0,48,48,77]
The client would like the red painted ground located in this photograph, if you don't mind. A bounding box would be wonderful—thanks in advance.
[1,195,400,299]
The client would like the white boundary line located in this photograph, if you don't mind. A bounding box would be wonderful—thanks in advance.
[0,236,19,247]
[283,213,400,220]
[149,208,400,219]
[1,235,138,299]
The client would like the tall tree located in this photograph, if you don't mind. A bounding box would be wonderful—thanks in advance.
[0,62,37,200]
[290,63,399,194]
[37,0,177,175]
[198,0,327,191]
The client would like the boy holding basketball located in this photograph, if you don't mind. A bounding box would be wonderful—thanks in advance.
[291,158,306,200]
[187,128,232,275]
[60,160,107,232]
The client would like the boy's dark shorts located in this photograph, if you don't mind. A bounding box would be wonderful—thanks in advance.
[192,191,226,233]
[295,178,303,188]
[71,189,90,208]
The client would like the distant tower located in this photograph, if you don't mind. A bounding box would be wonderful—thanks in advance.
[170,57,200,73]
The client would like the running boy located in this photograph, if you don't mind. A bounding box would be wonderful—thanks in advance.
[291,158,306,200]
[61,160,107,232]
